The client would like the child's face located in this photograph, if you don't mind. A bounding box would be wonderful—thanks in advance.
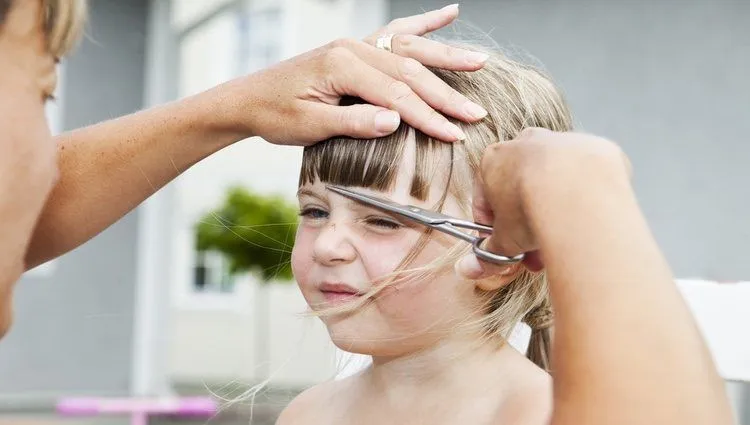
[292,139,482,357]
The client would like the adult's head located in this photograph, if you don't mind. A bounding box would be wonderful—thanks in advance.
[0,0,85,335]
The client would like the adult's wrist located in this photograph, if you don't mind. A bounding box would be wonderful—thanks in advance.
[185,76,262,149]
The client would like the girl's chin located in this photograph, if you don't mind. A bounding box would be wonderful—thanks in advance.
[325,323,417,358]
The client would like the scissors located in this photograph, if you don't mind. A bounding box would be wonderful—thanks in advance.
[326,185,525,265]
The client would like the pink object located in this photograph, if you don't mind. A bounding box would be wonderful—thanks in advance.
[56,397,218,425]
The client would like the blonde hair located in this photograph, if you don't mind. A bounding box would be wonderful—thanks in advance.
[0,0,86,56]
[44,0,87,57]
[299,43,572,372]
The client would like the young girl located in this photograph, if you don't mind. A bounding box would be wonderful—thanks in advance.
[282,43,572,424]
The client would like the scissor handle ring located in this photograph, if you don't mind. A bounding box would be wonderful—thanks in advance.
[472,236,525,265]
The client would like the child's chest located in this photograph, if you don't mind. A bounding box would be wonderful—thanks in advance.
[332,411,498,425]
[320,396,502,425]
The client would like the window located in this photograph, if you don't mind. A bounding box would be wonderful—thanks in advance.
[169,0,284,298]
[240,6,282,73]
[174,0,283,97]
[171,0,236,31]
[193,250,233,293]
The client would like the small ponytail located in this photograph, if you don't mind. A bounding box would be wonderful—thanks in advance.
[524,298,554,372]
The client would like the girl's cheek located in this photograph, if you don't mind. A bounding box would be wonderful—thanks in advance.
[357,235,414,279]
[291,229,315,282]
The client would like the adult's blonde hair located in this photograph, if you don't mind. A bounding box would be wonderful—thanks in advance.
[0,0,86,56]
[299,43,572,372]
[44,0,86,57]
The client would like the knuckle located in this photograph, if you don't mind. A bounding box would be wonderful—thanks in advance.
[480,147,500,179]
[600,139,628,162]
[485,142,504,160]
[330,38,356,50]
[388,80,414,105]
[518,127,543,141]
[426,109,446,127]
[444,89,465,110]
[395,34,415,52]
[418,13,431,33]
[351,107,370,134]
[324,46,353,69]
[339,108,359,134]
[445,45,461,59]
[388,17,406,28]
[329,38,344,49]
[399,57,424,80]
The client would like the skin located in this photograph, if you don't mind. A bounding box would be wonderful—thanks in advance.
[26,4,488,270]
[0,1,733,423]
[286,136,551,424]
[0,0,58,333]
[458,128,734,425]
[280,129,735,425]
[0,1,485,336]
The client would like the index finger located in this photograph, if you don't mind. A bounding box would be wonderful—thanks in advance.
[337,53,466,142]
[365,4,459,43]
[343,40,486,123]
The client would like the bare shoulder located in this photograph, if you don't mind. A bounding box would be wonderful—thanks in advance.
[495,368,553,425]
[275,379,350,425]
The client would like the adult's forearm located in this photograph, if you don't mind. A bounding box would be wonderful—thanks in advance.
[531,164,732,425]
[25,90,245,268]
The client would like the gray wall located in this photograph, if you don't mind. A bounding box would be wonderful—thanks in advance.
[0,0,149,404]
[391,0,750,281]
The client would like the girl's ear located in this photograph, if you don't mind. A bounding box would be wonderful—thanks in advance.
[474,263,522,291]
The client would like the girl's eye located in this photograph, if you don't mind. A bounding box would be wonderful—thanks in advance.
[365,217,402,230]
[299,207,329,220]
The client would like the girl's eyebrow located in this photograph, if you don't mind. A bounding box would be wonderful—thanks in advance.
[297,187,408,219]
[296,188,325,202]
[344,196,408,221]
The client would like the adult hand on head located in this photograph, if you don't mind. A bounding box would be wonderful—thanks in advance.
[456,128,632,280]
[18,4,492,272]
[214,4,489,145]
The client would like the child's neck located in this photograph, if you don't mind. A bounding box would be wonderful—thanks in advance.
[362,336,527,405]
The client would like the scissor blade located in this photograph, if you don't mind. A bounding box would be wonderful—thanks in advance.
[326,185,447,226]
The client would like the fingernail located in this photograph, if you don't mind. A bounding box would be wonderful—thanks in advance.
[441,4,459,13]
[446,122,466,141]
[375,110,400,133]
[464,101,487,119]
[465,51,489,65]
[456,254,483,279]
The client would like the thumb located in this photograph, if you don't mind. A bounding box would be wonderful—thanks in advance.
[324,104,401,139]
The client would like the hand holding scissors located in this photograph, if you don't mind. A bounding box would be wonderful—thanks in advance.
[331,129,734,425]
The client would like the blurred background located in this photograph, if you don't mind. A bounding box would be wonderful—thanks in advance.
[1,0,748,424]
